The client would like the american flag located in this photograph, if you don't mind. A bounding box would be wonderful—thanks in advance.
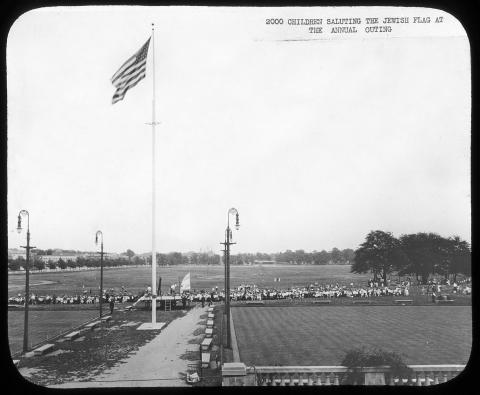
[111,37,151,104]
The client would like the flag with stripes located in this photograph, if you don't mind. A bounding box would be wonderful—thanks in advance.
[111,37,151,104]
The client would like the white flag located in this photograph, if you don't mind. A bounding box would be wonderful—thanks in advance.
[180,273,191,292]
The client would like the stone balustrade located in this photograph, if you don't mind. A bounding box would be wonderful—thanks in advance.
[222,364,466,386]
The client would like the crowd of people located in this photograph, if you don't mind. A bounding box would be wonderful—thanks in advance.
[8,277,471,306]
[8,288,140,306]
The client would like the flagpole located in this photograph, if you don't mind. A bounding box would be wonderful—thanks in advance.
[151,23,157,324]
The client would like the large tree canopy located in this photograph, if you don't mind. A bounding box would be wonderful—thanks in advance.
[353,230,471,284]
[352,230,406,282]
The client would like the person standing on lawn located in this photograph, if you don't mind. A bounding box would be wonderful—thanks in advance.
[109,296,115,315]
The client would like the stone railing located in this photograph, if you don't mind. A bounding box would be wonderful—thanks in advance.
[222,363,466,386]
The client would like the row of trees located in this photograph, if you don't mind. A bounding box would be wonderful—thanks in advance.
[145,252,221,266]
[8,246,355,271]
[230,249,355,265]
[7,255,146,271]
[352,230,471,284]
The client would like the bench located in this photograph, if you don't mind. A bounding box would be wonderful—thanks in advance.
[201,337,213,351]
[353,300,371,304]
[205,328,213,337]
[246,301,264,305]
[207,313,214,319]
[201,352,211,368]
[206,319,214,328]
[313,300,331,304]
[125,305,133,311]
[394,300,413,305]
[101,315,112,322]
[33,343,55,356]
[437,299,454,304]
[207,307,214,312]
[8,305,20,309]
[64,331,80,341]
[85,321,101,330]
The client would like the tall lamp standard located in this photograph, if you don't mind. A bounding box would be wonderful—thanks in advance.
[17,210,35,353]
[221,208,240,349]
[95,231,104,318]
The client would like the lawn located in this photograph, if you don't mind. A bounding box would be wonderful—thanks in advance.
[232,305,472,366]
[9,310,98,355]
[8,264,369,297]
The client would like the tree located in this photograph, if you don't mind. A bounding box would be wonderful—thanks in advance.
[352,230,406,283]
[330,247,342,264]
[399,232,445,284]
[33,257,45,270]
[444,236,471,281]
[16,256,26,270]
[312,250,330,265]
[67,258,77,268]
[57,258,67,270]
[8,259,20,271]
[125,249,135,263]
[47,260,56,270]
[342,249,355,264]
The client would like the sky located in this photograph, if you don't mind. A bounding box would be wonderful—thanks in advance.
[7,6,470,254]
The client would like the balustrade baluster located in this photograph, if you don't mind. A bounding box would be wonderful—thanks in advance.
[325,373,331,386]
[333,373,339,385]
[433,372,439,385]
[280,374,286,386]
[316,373,322,385]
[307,374,314,386]
[416,372,422,386]
[298,373,305,386]
[424,371,431,386]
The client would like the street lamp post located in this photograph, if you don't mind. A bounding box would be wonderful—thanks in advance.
[221,208,240,349]
[95,231,104,318]
[17,210,35,353]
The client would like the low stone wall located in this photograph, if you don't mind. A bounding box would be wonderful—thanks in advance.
[222,363,466,386]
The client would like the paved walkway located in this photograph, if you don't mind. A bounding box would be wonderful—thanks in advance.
[50,305,207,388]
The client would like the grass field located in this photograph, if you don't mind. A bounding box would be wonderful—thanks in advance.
[8,264,370,297]
[8,265,471,361]
[232,305,472,366]
[8,310,98,355]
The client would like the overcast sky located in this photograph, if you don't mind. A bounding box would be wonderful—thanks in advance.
[7,6,470,254]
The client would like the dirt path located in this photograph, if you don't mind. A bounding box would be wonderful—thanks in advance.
[50,305,207,388]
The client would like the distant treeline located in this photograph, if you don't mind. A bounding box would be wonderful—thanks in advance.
[143,248,355,266]
[8,248,354,271]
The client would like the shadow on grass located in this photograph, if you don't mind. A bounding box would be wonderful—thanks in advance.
[179,350,200,361]
[193,327,205,336]
[188,336,203,345]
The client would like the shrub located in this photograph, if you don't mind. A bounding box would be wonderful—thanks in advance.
[341,347,412,385]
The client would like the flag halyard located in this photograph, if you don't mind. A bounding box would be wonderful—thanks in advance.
[111,37,151,104]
